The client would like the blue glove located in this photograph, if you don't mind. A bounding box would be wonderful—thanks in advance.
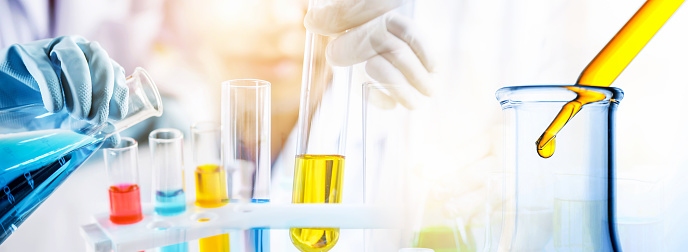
[0,35,128,124]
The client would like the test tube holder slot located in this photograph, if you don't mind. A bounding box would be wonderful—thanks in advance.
[80,203,400,252]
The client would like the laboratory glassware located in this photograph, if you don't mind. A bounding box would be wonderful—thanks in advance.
[192,121,229,252]
[362,82,418,252]
[0,67,162,244]
[616,176,663,252]
[291,0,353,250]
[491,85,623,252]
[104,137,143,225]
[149,128,186,216]
[537,0,683,158]
[221,79,270,251]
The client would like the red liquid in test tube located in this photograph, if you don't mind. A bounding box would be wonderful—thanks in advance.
[108,183,143,224]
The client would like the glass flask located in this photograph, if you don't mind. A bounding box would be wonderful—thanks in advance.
[0,67,163,244]
[489,85,623,252]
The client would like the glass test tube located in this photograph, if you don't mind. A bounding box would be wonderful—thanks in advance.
[290,0,352,250]
[150,129,187,216]
[221,79,271,251]
[104,137,143,225]
[192,122,229,252]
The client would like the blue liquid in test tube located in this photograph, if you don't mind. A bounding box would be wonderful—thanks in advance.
[155,189,186,216]
[250,199,270,251]
[149,129,188,252]
[159,242,188,252]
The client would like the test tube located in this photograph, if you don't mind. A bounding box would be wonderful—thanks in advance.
[290,0,352,250]
[221,79,271,251]
[104,137,143,225]
[150,128,186,216]
[192,122,229,252]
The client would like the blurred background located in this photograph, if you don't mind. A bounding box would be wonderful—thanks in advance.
[2,0,688,251]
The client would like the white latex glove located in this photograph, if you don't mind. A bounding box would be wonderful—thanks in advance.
[306,1,438,109]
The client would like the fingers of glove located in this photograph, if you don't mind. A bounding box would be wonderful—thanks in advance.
[102,133,121,148]
[365,55,425,110]
[76,41,114,124]
[108,59,129,120]
[47,36,92,120]
[304,0,406,35]
[327,14,435,95]
[385,13,438,73]
[15,39,64,112]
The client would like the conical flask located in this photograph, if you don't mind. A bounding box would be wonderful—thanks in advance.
[488,85,623,252]
[0,67,163,244]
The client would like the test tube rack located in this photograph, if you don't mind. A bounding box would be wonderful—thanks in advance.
[80,203,400,252]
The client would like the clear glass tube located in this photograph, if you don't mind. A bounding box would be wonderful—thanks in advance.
[221,79,271,203]
[491,85,624,252]
[104,137,143,225]
[363,82,420,252]
[192,121,229,252]
[192,122,228,208]
[149,128,186,216]
[221,79,270,251]
[290,0,352,250]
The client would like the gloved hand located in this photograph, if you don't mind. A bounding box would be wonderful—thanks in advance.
[305,0,437,109]
[0,35,128,124]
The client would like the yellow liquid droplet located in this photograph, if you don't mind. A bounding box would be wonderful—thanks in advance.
[537,136,556,158]
[290,154,345,252]
[537,0,683,158]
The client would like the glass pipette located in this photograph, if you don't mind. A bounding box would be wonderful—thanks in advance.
[536,0,684,158]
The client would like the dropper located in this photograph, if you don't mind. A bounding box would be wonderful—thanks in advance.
[536,0,684,158]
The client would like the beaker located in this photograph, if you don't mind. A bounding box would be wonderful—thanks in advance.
[490,85,623,252]
[104,137,143,225]
[0,67,162,244]
[290,0,352,250]
[221,79,270,251]
[149,128,186,216]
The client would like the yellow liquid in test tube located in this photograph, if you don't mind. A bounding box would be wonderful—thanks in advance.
[536,0,684,158]
[195,164,230,252]
[195,164,229,207]
[290,155,345,252]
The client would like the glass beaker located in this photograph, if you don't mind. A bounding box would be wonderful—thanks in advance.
[104,137,143,225]
[490,85,623,252]
[0,67,162,244]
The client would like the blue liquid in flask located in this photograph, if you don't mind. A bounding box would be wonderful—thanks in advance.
[0,129,101,244]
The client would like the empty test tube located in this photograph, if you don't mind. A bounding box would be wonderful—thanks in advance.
[221,79,271,251]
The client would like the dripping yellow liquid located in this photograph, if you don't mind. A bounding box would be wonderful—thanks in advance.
[536,0,683,158]
[290,154,345,252]
[195,164,230,251]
